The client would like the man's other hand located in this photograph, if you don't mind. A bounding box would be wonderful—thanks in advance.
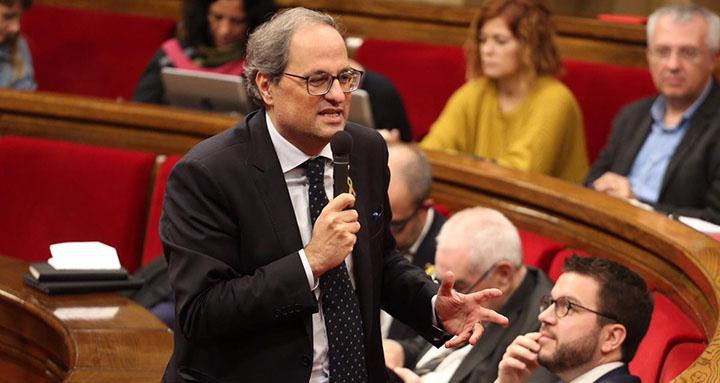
[591,172,635,200]
[496,332,542,383]
[435,271,509,348]
[305,193,360,279]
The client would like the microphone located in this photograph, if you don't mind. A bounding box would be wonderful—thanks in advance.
[331,131,353,197]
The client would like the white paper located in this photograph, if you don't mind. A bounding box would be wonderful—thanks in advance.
[678,216,720,234]
[47,241,121,270]
[54,307,120,321]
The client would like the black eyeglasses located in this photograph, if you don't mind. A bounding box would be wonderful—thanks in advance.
[540,295,618,322]
[390,205,422,233]
[283,68,364,96]
[433,263,498,294]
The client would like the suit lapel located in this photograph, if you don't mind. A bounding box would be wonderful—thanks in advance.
[660,82,720,196]
[449,323,504,383]
[348,141,376,341]
[246,110,310,336]
[620,115,653,175]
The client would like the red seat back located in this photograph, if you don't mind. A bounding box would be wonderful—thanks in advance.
[659,341,706,382]
[630,292,705,382]
[517,230,564,273]
[559,60,656,163]
[141,155,182,266]
[22,5,176,100]
[355,39,466,141]
[0,136,155,272]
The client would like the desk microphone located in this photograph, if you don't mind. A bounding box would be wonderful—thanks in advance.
[331,131,353,197]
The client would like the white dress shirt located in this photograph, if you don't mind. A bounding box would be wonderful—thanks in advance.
[569,361,624,383]
[266,114,355,383]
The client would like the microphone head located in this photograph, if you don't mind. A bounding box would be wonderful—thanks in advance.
[331,131,353,160]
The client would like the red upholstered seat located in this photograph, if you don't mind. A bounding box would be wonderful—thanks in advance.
[517,230,564,273]
[0,136,155,272]
[659,341,706,382]
[22,5,176,100]
[354,39,466,141]
[559,60,656,163]
[630,293,705,383]
[141,155,182,266]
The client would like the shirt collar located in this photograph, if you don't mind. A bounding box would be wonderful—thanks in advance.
[568,361,624,383]
[265,112,332,173]
[408,208,435,255]
[650,78,713,127]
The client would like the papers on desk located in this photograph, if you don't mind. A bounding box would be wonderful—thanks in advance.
[23,241,144,295]
[678,216,720,235]
[48,241,121,270]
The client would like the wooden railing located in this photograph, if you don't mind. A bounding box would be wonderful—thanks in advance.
[0,89,718,380]
[0,256,172,382]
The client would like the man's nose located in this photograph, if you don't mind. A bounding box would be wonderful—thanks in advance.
[324,78,346,102]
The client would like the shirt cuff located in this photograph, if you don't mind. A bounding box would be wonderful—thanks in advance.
[298,249,319,291]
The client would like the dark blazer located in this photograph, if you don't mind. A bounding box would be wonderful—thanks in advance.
[160,109,445,382]
[594,365,639,383]
[401,267,558,383]
[387,211,447,341]
[586,81,720,224]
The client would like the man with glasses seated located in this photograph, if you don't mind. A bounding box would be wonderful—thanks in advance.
[382,143,448,341]
[384,207,556,383]
[587,4,720,225]
[496,255,653,383]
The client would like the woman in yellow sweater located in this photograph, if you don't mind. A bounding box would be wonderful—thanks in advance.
[420,0,588,182]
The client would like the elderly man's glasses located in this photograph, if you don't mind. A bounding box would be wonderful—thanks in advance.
[283,69,364,96]
[648,45,705,61]
[540,295,618,322]
[433,263,499,294]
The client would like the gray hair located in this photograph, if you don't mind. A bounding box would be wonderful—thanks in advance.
[388,143,433,205]
[435,207,522,274]
[243,7,340,105]
[647,4,720,53]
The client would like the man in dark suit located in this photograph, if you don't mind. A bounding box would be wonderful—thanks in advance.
[160,7,507,383]
[496,256,653,383]
[384,143,447,341]
[384,207,556,383]
[586,4,720,224]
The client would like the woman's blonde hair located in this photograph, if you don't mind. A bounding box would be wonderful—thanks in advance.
[465,0,561,80]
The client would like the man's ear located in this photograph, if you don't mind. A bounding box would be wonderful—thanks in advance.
[600,323,627,355]
[256,72,274,106]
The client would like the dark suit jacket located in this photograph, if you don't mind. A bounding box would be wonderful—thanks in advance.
[594,365,639,383]
[160,109,445,382]
[401,267,558,383]
[387,211,447,341]
[586,81,720,224]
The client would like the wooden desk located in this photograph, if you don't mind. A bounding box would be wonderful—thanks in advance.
[0,256,172,382]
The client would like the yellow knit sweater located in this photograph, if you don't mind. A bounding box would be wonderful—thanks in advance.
[420,76,588,182]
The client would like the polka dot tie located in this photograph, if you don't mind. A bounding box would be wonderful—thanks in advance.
[304,157,368,383]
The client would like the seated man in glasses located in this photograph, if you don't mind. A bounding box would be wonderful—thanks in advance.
[382,143,447,341]
[385,207,557,383]
[496,255,653,383]
[586,4,720,224]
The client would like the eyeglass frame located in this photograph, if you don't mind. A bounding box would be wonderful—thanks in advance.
[390,203,425,233]
[540,295,619,323]
[647,45,708,62]
[433,262,500,294]
[282,68,365,96]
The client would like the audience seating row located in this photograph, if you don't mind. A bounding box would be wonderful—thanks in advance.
[19,5,657,165]
[0,134,704,382]
[354,38,658,163]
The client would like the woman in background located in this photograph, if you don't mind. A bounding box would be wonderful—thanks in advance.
[133,0,275,104]
[0,0,34,90]
[420,0,588,182]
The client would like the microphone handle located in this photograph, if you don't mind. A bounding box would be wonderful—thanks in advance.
[333,160,349,197]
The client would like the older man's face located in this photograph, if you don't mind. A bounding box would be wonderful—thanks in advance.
[647,15,717,108]
[264,23,352,155]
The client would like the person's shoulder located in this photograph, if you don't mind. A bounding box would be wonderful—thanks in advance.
[346,122,384,145]
[533,76,576,101]
[616,94,657,118]
[183,112,260,164]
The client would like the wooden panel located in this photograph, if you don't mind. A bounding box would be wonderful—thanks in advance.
[0,256,172,382]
